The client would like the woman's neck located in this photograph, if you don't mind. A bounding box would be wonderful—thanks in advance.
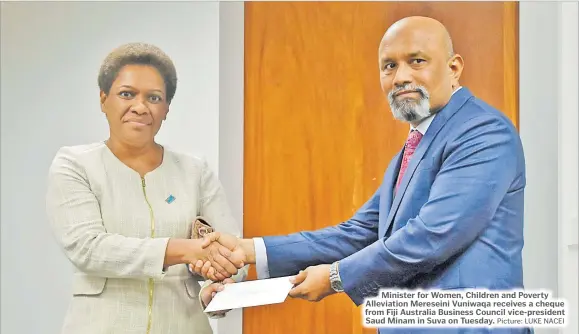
[105,137,164,176]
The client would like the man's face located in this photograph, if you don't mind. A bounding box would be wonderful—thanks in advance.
[378,26,457,124]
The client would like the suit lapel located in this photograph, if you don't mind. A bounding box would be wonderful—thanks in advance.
[381,148,404,212]
[383,88,474,233]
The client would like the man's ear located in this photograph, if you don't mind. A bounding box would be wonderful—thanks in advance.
[448,54,464,88]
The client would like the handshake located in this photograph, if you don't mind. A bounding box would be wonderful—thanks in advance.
[191,232,253,281]
[189,232,337,311]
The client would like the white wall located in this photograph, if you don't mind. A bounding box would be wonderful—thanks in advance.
[0,2,228,334]
[519,3,560,322]
[217,2,245,334]
[520,2,578,333]
[558,3,578,334]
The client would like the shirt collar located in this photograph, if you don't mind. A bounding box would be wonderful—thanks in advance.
[412,114,435,135]
[410,86,462,135]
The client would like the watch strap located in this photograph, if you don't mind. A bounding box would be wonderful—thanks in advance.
[329,261,344,292]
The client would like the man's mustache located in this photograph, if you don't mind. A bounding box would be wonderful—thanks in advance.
[388,85,429,100]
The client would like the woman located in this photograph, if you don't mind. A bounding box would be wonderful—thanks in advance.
[46,42,247,334]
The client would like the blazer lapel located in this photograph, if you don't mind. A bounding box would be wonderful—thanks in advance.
[383,87,474,233]
[381,149,404,209]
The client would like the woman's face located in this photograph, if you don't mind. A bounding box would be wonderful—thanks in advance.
[100,64,169,147]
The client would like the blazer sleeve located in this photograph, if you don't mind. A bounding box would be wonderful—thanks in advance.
[262,186,381,277]
[45,148,170,279]
[338,115,523,305]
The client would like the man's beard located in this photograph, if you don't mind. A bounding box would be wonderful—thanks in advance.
[387,84,431,123]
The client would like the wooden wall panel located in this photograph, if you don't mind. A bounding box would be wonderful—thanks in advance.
[243,2,518,334]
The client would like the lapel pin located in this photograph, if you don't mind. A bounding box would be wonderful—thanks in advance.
[165,194,176,204]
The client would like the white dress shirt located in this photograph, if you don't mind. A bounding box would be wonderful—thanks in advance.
[252,86,462,279]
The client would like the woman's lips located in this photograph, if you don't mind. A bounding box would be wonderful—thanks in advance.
[125,120,151,126]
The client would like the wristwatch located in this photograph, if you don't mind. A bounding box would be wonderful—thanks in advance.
[329,261,344,292]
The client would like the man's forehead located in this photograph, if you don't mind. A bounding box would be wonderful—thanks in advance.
[379,43,434,59]
[379,30,442,57]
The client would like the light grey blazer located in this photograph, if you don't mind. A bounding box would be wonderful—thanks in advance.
[46,142,247,334]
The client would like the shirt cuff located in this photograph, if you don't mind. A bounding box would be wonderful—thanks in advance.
[253,237,270,279]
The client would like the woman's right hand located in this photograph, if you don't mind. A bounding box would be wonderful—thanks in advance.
[188,239,241,281]
[191,232,251,280]
[165,238,237,280]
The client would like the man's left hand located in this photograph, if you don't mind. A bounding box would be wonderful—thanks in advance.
[288,264,336,302]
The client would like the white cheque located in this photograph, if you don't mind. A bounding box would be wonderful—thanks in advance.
[204,276,295,313]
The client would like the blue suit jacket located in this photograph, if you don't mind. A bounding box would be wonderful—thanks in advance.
[263,88,529,333]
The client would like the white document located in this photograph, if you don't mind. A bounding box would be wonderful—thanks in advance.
[204,276,295,313]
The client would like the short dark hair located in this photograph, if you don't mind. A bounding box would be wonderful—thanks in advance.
[97,42,178,103]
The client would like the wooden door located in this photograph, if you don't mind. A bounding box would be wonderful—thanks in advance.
[243,2,518,334]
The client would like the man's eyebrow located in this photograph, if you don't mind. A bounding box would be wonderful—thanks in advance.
[380,51,430,63]
[408,51,430,58]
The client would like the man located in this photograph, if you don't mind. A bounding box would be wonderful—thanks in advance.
[198,16,528,333]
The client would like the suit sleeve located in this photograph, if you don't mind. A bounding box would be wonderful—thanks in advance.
[46,148,170,279]
[262,186,381,277]
[339,115,523,305]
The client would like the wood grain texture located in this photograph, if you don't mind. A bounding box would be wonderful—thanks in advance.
[243,2,519,334]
